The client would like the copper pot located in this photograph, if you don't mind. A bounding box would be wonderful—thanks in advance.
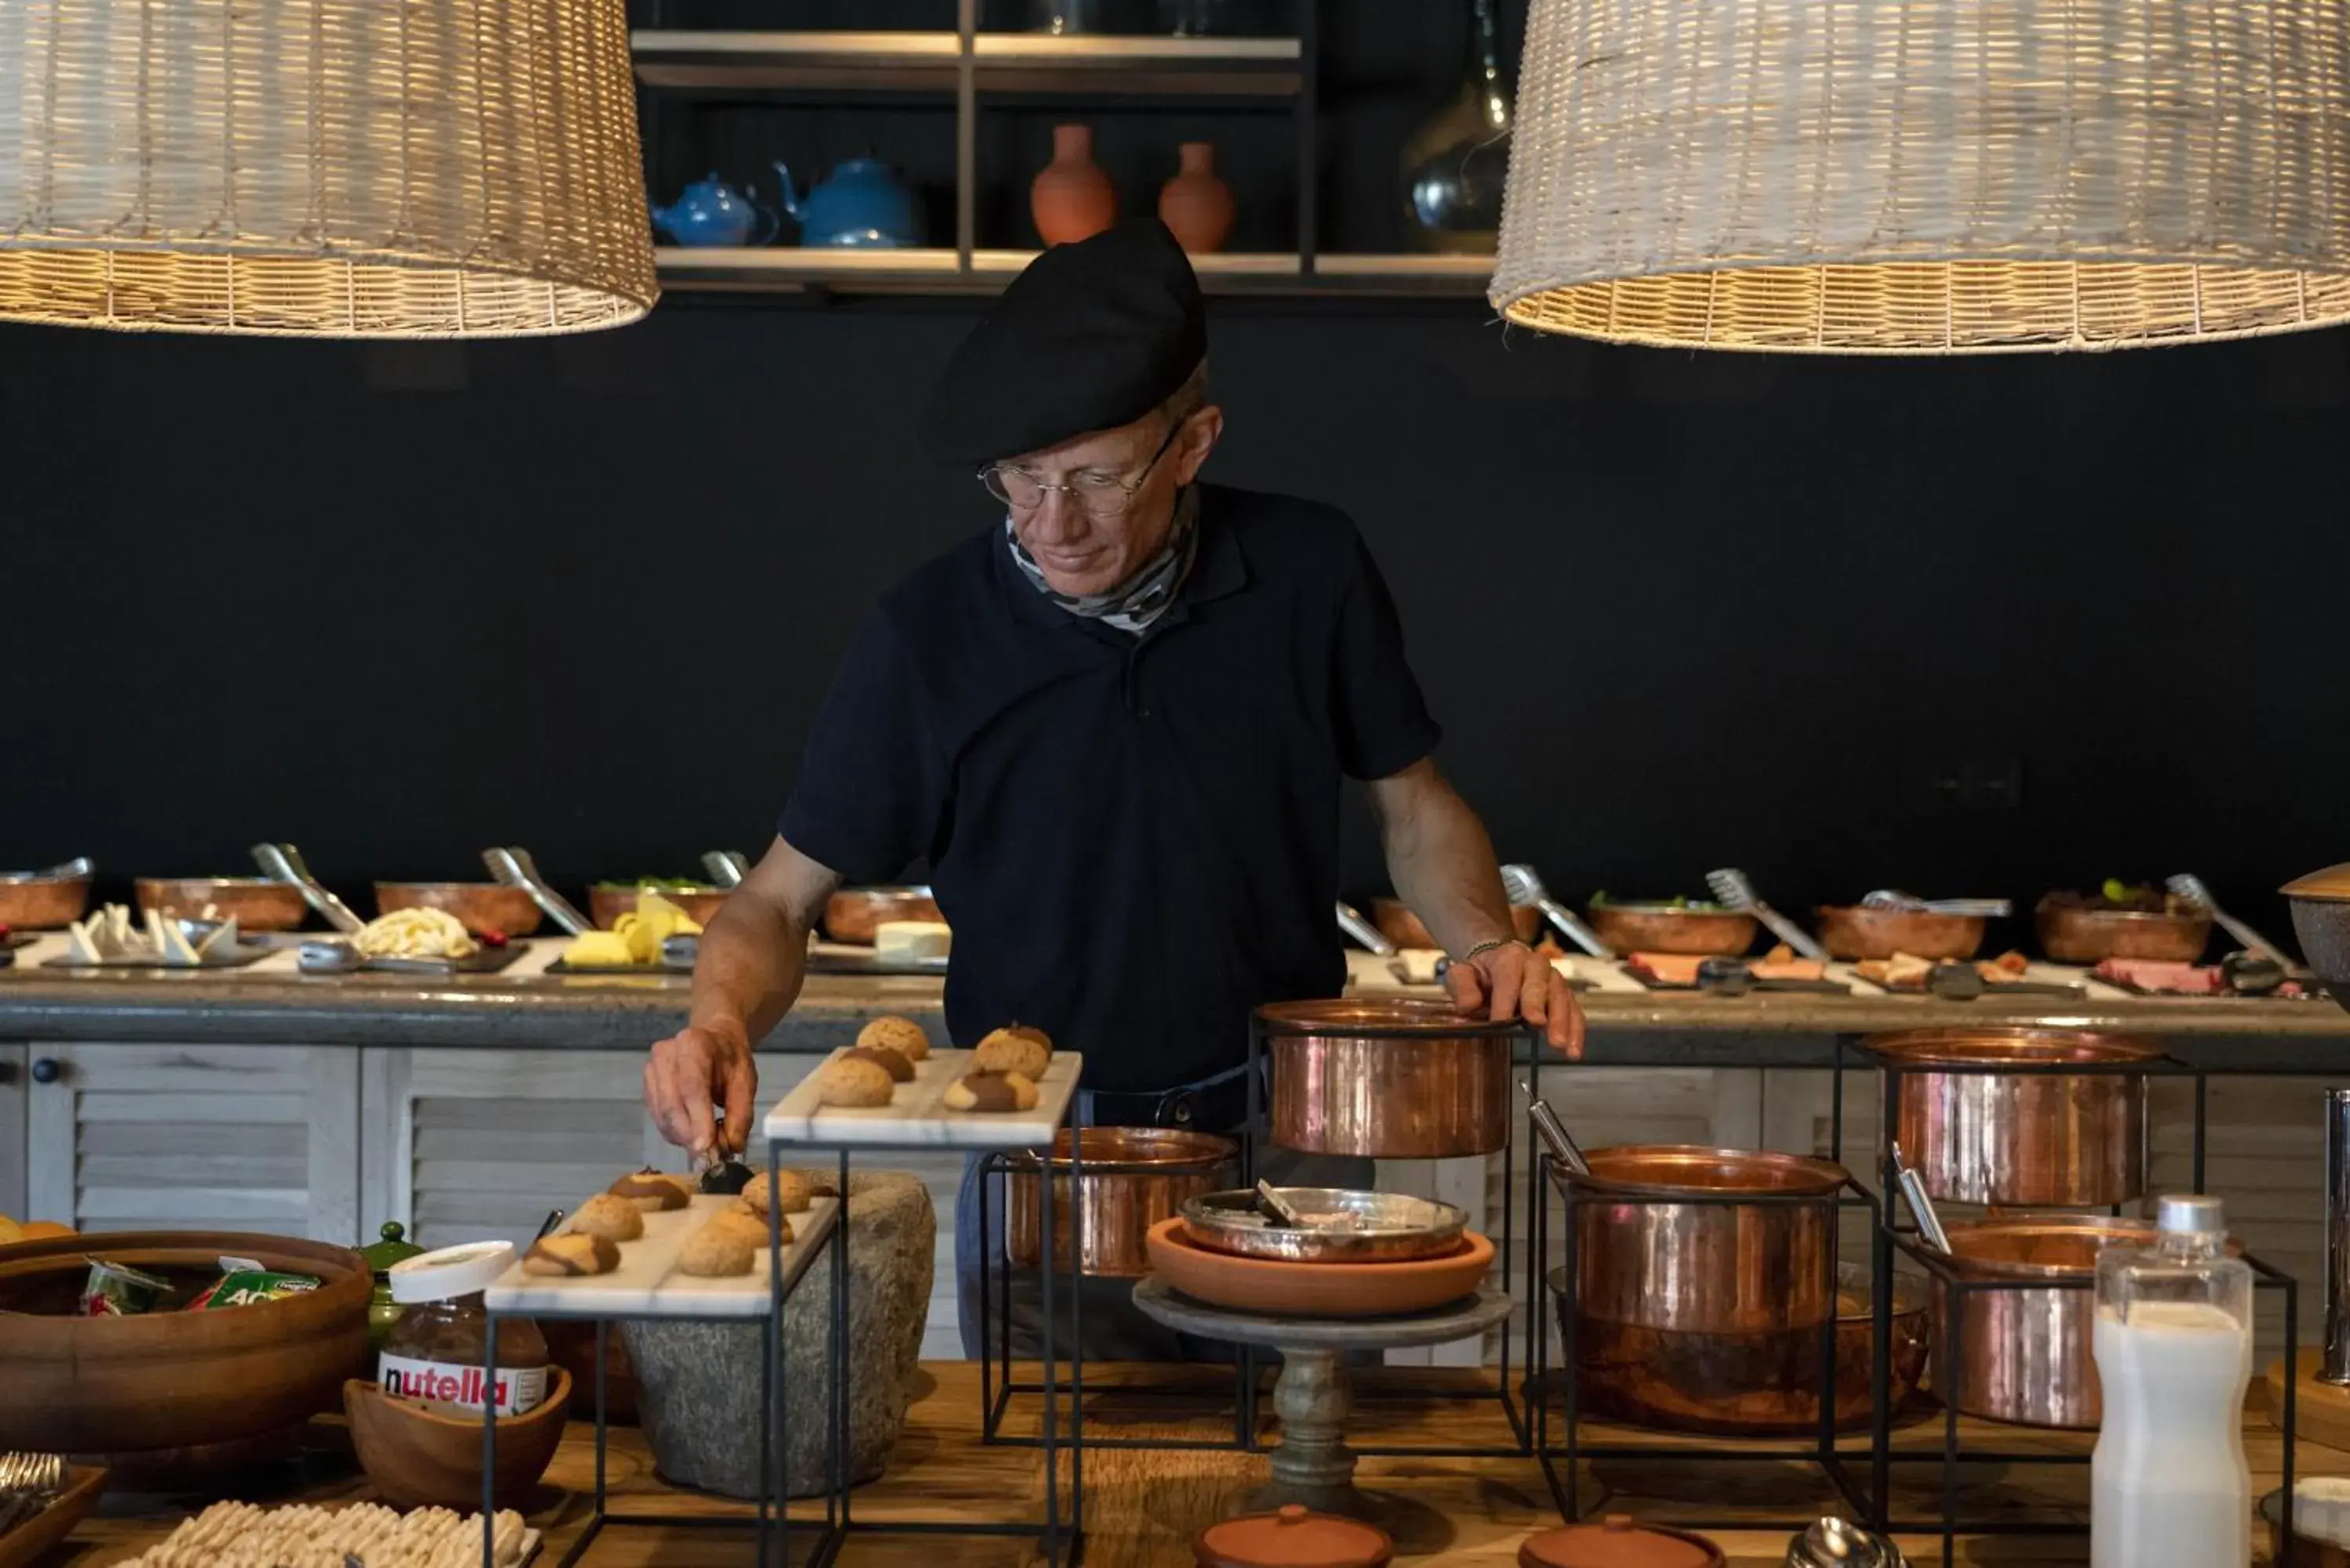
[1815,905,1985,961]
[1007,1127,1236,1277]
[1932,1213,2237,1429]
[1261,998,1515,1158]
[1585,903,1756,956]
[823,886,942,945]
[135,877,309,930]
[0,874,92,930]
[1368,898,1541,951]
[1871,1028,2158,1207]
[2035,893,2211,963]
[588,886,730,930]
[374,882,545,938]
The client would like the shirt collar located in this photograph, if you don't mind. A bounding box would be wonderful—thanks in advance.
[992,484,1249,632]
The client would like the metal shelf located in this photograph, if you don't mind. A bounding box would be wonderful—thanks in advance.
[631,30,1304,97]
[654,247,1490,298]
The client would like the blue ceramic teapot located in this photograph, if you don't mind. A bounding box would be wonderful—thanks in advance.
[649,173,777,248]
[773,157,923,248]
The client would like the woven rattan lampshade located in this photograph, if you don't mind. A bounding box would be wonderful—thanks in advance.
[1491,0,2350,353]
[0,0,656,337]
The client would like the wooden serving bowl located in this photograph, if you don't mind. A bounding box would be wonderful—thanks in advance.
[1368,898,1540,951]
[1144,1218,1493,1318]
[134,877,309,930]
[822,886,941,945]
[1587,904,1758,956]
[588,886,730,931]
[0,1464,107,1568]
[1814,905,1986,961]
[375,882,545,938]
[2035,893,2210,963]
[0,1231,370,1454]
[345,1367,573,1512]
[0,874,92,930]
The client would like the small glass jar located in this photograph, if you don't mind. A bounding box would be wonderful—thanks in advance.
[378,1241,550,1419]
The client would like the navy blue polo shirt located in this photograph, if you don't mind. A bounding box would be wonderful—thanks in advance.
[779,482,1441,1093]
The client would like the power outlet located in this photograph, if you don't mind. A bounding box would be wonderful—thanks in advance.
[1917,757,2025,813]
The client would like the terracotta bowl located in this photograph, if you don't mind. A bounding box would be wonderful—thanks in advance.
[134,877,309,930]
[1586,905,1757,956]
[1368,898,1540,951]
[0,875,92,930]
[2034,894,2210,963]
[1814,905,1987,961]
[0,1464,107,1568]
[1144,1218,1493,1318]
[345,1367,573,1512]
[0,1231,370,1454]
[823,887,941,945]
[588,886,730,931]
[374,882,545,938]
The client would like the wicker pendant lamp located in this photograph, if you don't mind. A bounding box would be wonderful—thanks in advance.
[0,0,656,338]
[1490,0,2350,353]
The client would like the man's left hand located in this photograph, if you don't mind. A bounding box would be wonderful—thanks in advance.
[1447,941,1585,1060]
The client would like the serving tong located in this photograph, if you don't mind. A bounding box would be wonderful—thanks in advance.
[0,857,91,885]
[2168,872,2294,966]
[1500,864,1614,957]
[1521,1082,1591,1176]
[0,1451,65,1536]
[1859,888,2012,918]
[703,850,751,889]
[251,843,365,934]
[483,847,594,937]
[1706,867,1829,961]
[1333,900,1395,956]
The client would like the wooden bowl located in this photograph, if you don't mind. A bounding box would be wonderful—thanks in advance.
[134,877,309,930]
[0,875,92,930]
[1814,905,1986,961]
[0,1231,370,1454]
[345,1367,573,1512]
[1368,898,1540,951]
[374,882,545,938]
[588,886,730,931]
[2035,893,2211,963]
[0,1464,107,1568]
[1586,905,1758,956]
[1144,1219,1494,1318]
[823,887,941,945]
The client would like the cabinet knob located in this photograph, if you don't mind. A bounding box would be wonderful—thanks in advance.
[31,1057,60,1085]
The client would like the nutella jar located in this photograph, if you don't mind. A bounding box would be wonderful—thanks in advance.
[379,1241,549,1418]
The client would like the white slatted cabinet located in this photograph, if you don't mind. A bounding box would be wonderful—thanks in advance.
[24,1043,360,1243]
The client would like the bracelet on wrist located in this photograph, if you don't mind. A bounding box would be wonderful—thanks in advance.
[1456,937,1525,965]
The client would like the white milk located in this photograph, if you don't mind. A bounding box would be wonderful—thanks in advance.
[2090,1299,2253,1568]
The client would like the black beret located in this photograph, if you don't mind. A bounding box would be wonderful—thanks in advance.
[919,219,1206,465]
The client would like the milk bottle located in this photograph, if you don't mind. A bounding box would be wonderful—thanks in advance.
[2091,1193,2254,1568]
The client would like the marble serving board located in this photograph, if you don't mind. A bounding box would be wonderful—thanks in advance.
[483,1193,838,1320]
[807,940,949,977]
[763,1046,1082,1149]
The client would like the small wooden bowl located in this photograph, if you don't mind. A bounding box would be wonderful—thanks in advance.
[1144,1219,1493,1318]
[134,877,309,930]
[374,882,546,938]
[0,1464,107,1568]
[588,886,730,931]
[1586,904,1758,956]
[1814,905,1986,961]
[345,1367,573,1512]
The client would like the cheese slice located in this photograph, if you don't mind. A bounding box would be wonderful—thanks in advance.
[152,909,201,966]
[874,920,952,962]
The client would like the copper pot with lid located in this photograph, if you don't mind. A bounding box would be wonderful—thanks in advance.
[1871,1028,2159,1207]
[1260,998,1516,1159]
[1007,1127,1236,1278]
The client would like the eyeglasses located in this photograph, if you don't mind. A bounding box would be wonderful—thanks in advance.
[978,414,1186,518]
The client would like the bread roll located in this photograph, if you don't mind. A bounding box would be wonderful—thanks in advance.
[945,1071,1039,1113]
[815,1054,896,1108]
[855,1015,931,1060]
[570,1192,645,1242]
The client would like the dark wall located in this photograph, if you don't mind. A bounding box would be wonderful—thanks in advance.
[5,297,2347,950]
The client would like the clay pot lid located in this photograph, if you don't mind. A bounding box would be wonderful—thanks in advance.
[1194,1505,1393,1568]
[359,1220,425,1277]
[2283,864,2350,902]
[1518,1516,1726,1568]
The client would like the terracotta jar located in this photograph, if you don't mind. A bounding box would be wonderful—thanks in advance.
[1159,141,1235,254]
[1032,124,1115,246]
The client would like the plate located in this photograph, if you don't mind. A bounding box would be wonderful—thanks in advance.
[0,1465,107,1568]
[42,941,277,970]
[1144,1219,1494,1318]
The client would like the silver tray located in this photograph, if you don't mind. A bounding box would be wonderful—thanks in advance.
[1179,1187,1468,1263]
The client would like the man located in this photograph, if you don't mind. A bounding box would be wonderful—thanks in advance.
[645,219,1582,1355]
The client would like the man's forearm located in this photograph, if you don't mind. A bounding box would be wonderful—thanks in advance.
[1375,766,1517,957]
[689,893,809,1044]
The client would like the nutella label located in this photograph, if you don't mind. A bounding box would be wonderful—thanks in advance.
[378,1353,547,1417]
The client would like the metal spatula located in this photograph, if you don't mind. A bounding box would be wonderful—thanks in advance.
[1706,867,1828,961]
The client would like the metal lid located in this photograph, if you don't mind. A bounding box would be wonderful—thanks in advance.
[1193,1505,1392,1568]
[1519,1516,1726,1568]
[1256,997,1522,1039]
[357,1219,426,1276]
[389,1240,515,1304]
[2157,1193,2228,1237]
[2283,864,2350,902]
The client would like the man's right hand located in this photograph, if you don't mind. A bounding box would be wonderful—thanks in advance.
[645,1017,756,1161]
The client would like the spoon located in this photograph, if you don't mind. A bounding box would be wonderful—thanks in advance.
[1784,1516,1907,1567]
[1521,1082,1591,1176]
[1889,1140,1951,1254]
[1499,863,1615,957]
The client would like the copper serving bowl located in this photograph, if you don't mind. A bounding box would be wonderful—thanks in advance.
[1556,1260,1929,1436]
[1585,903,1757,956]
[588,885,730,931]
[1368,897,1541,951]
[1871,1028,2160,1207]
[0,873,92,929]
[1815,905,1986,961]
[1260,997,1517,1158]
[374,882,545,938]
[2035,892,2211,963]
[135,877,309,930]
[823,886,942,945]
[1007,1126,1237,1278]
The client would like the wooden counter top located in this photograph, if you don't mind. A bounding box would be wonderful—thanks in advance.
[51,1362,2330,1566]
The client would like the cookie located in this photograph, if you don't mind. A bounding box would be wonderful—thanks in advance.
[607,1169,693,1212]
[815,1054,896,1108]
[524,1233,619,1276]
[844,1044,915,1082]
[570,1192,646,1242]
[855,1015,931,1060]
[945,1070,1039,1112]
[709,1206,786,1246]
[973,1024,1052,1080]
[739,1168,815,1216]
[677,1218,760,1277]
